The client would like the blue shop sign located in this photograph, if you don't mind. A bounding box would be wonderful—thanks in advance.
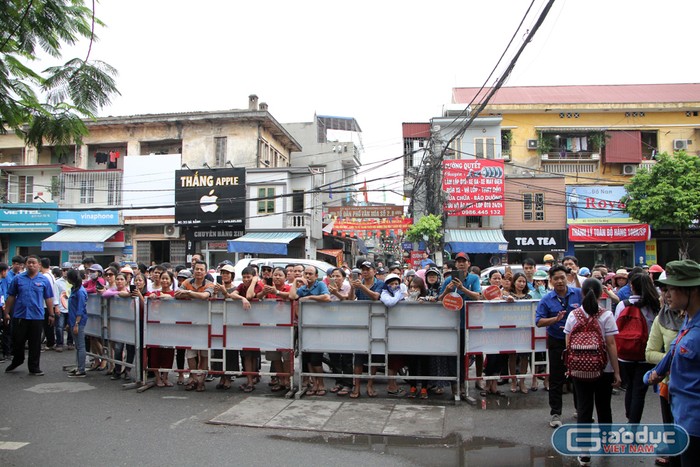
[58,210,120,226]
[0,203,58,233]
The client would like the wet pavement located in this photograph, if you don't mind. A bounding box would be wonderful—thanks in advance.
[1,350,665,466]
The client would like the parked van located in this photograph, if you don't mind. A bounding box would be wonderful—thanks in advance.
[232,257,336,286]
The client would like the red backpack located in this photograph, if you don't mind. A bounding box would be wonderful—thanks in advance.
[566,307,608,381]
[615,300,649,361]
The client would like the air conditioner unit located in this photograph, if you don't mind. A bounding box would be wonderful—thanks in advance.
[501,153,511,162]
[673,139,691,150]
[163,225,180,238]
[622,164,638,176]
[527,139,538,150]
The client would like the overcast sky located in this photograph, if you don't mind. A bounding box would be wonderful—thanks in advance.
[56,0,700,204]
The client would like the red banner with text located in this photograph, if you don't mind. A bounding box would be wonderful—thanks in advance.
[568,224,651,242]
[442,159,505,216]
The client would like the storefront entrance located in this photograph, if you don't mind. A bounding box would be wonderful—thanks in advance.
[573,243,634,270]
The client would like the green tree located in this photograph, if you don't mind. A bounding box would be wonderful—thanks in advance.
[405,214,442,253]
[621,151,700,259]
[0,0,119,150]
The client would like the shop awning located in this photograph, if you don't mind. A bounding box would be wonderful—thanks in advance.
[227,231,302,255]
[317,249,344,266]
[445,229,509,254]
[41,227,122,252]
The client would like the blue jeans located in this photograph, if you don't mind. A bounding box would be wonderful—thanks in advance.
[54,313,73,347]
[75,325,86,372]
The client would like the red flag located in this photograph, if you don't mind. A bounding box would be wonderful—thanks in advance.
[360,179,368,203]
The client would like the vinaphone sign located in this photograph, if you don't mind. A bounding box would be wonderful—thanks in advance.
[174,168,246,226]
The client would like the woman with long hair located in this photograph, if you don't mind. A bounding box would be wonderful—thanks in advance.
[66,269,88,378]
[614,272,660,423]
[145,270,176,387]
[507,272,532,394]
[564,278,622,467]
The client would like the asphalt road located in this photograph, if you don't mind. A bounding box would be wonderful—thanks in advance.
[0,350,665,467]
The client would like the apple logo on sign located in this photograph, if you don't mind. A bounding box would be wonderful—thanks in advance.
[200,189,219,213]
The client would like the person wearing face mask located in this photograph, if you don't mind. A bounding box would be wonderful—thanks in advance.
[82,264,107,370]
[531,270,550,300]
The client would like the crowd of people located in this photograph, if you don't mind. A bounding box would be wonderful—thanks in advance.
[1,251,699,466]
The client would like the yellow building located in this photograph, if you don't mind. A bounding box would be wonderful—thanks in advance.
[452,83,700,266]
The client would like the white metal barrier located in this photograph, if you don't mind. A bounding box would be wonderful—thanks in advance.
[83,294,141,380]
[464,299,549,399]
[298,301,462,401]
[143,299,294,384]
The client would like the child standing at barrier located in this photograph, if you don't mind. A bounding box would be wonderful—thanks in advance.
[67,269,88,378]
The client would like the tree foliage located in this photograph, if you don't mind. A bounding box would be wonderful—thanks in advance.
[0,0,119,149]
[405,214,443,252]
[621,151,700,259]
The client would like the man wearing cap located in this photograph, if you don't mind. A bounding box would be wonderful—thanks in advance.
[438,252,481,302]
[4,255,54,376]
[438,252,480,398]
[543,254,556,268]
[647,260,700,466]
[350,261,384,301]
[349,261,385,397]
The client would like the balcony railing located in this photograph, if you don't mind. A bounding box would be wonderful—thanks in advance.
[285,213,310,228]
[59,170,122,208]
[541,151,600,161]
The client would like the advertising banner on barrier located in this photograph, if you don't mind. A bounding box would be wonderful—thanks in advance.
[465,300,546,353]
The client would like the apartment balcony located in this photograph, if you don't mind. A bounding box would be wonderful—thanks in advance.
[285,212,310,228]
[59,169,122,208]
[540,151,600,174]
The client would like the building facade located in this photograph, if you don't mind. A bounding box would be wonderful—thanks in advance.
[452,83,700,266]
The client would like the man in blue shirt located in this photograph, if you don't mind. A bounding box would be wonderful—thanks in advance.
[536,265,582,428]
[291,266,330,396]
[3,255,55,376]
[0,262,9,361]
[438,252,481,397]
[5,255,24,286]
[349,261,385,397]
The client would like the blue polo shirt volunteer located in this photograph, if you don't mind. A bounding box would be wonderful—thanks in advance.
[535,286,582,340]
[68,286,88,327]
[7,272,53,319]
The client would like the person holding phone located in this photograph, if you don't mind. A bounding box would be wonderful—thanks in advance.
[437,252,481,399]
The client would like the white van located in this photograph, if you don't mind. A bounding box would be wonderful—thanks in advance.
[232,257,336,286]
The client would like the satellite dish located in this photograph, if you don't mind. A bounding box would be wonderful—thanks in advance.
[432,125,441,132]
[489,255,501,266]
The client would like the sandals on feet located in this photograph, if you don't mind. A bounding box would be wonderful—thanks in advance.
[349,387,360,399]
[337,386,350,396]
[387,387,406,397]
[366,388,378,398]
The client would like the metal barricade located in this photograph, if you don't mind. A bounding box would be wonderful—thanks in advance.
[298,301,462,401]
[81,294,141,383]
[143,299,295,390]
[464,299,549,400]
